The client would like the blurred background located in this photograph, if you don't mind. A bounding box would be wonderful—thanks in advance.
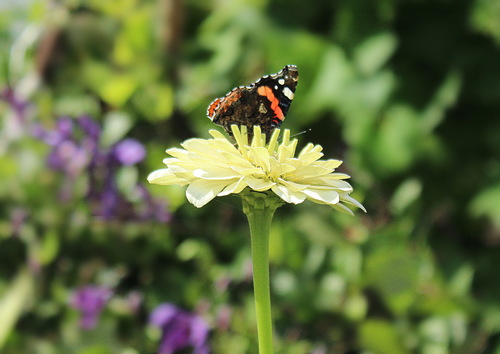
[1,0,500,353]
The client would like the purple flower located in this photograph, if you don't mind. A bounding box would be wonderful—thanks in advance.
[34,117,96,178]
[34,115,171,222]
[150,303,210,354]
[112,138,146,166]
[0,87,29,123]
[70,286,113,330]
[78,115,101,141]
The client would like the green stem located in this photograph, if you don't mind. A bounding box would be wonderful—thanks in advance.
[241,190,283,354]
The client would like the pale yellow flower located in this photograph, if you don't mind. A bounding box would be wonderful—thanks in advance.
[148,126,365,214]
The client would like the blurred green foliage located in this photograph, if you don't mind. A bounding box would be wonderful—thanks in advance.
[1,0,500,353]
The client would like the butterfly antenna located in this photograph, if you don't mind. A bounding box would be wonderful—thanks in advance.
[291,128,312,139]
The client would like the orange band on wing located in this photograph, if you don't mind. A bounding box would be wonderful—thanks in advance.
[207,98,221,119]
[257,86,285,121]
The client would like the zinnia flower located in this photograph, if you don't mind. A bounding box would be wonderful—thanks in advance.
[148,125,365,214]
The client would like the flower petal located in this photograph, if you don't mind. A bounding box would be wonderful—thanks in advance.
[193,167,241,180]
[166,147,190,159]
[303,188,340,205]
[286,165,335,180]
[244,176,275,191]
[276,178,310,191]
[268,158,296,177]
[148,169,189,185]
[267,129,281,153]
[314,159,343,170]
[186,179,229,207]
[298,143,324,163]
[277,139,298,162]
[218,177,248,196]
[340,193,367,212]
[250,126,266,147]
[247,147,271,171]
[331,202,355,215]
[209,129,229,140]
[231,125,249,158]
[301,176,353,191]
[272,184,306,204]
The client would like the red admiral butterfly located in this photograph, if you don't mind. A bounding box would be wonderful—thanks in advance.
[207,65,299,138]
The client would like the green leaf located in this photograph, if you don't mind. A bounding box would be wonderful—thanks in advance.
[469,182,500,228]
[101,111,133,147]
[390,178,423,214]
[359,319,408,354]
[83,62,138,107]
[99,74,137,107]
[38,231,60,265]
[373,104,420,175]
[365,246,420,315]
[354,33,397,75]
[132,83,174,121]
[422,70,462,132]
[0,269,34,348]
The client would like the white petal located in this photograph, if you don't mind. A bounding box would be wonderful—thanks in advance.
[298,143,323,155]
[287,165,334,180]
[276,178,310,191]
[303,188,340,205]
[218,177,248,196]
[208,129,228,140]
[340,193,367,212]
[317,172,351,180]
[186,179,229,208]
[162,157,180,165]
[229,164,264,176]
[166,147,190,158]
[219,151,256,167]
[231,125,250,148]
[272,185,306,204]
[298,151,324,164]
[244,176,275,191]
[315,159,343,170]
[267,129,281,153]
[301,176,353,191]
[268,158,296,177]
[250,126,265,147]
[331,203,355,215]
[147,169,188,185]
[297,142,315,156]
[193,167,241,180]
[183,138,238,158]
[298,143,324,163]
[277,140,298,162]
[248,147,271,171]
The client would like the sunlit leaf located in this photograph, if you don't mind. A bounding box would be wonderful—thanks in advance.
[99,74,137,107]
[0,269,33,348]
[354,33,397,75]
[132,83,173,121]
[101,111,133,147]
[469,183,500,228]
[359,319,408,354]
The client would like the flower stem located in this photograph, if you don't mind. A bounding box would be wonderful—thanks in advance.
[241,190,283,354]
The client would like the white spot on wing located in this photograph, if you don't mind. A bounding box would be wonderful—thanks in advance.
[283,87,294,100]
[278,79,285,85]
